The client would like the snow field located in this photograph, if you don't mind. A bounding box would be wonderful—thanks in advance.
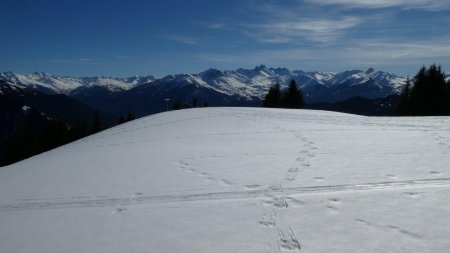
[1,107,450,252]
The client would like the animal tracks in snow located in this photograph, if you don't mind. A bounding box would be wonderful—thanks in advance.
[355,218,422,240]
[245,184,263,190]
[259,206,276,227]
[429,170,442,176]
[176,159,235,187]
[278,227,301,251]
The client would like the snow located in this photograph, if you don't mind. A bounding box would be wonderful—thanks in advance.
[0,72,153,94]
[1,108,450,253]
[21,105,30,112]
[1,68,405,99]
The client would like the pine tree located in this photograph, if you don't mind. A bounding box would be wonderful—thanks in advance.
[117,115,126,124]
[126,109,135,122]
[192,97,197,108]
[43,119,70,150]
[396,76,412,115]
[2,122,40,165]
[91,112,102,134]
[446,79,450,114]
[173,100,183,110]
[410,64,447,115]
[281,80,305,109]
[263,83,282,108]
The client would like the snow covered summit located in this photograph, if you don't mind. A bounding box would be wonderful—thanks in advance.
[1,67,405,105]
[1,108,450,252]
[0,72,155,94]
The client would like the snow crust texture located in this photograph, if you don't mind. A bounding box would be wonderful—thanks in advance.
[1,108,450,253]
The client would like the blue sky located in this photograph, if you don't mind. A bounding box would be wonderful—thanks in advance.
[1,0,449,77]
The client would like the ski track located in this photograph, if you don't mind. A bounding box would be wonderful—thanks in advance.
[2,178,450,212]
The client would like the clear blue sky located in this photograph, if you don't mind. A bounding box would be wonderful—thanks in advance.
[1,0,449,77]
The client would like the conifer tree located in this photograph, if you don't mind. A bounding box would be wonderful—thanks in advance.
[173,100,183,110]
[447,79,450,114]
[410,64,447,115]
[126,109,135,122]
[263,83,282,108]
[282,80,305,109]
[2,122,40,165]
[91,112,102,134]
[396,76,412,115]
[117,115,126,124]
[43,120,70,150]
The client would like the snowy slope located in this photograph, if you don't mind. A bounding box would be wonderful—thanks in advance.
[1,108,450,253]
[0,72,154,94]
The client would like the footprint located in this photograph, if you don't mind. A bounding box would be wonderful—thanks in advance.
[286,174,298,181]
[286,197,305,207]
[328,198,340,204]
[245,184,262,190]
[132,192,143,198]
[296,157,305,162]
[221,179,234,186]
[278,227,301,251]
[325,205,339,213]
[404,192,420,198]
[273,196,288,208]
[288,167,299,173]
[268,184,283,192]
[387,225,422,239]
[386,174,397,179]
[259,207,276,227]
[429,171,441,175]
[313,177,325,182]
[301,161,310,167]
[112,207,127,214]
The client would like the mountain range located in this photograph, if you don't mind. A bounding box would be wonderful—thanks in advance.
[1,66,410,116]
[3,66,449,116]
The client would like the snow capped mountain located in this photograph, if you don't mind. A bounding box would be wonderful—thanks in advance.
[1,67,406,108]
[1,108,450,252]
[0,72,154,94]
[144,65,405,103]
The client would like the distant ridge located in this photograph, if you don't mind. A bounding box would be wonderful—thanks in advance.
[1,66,406,116]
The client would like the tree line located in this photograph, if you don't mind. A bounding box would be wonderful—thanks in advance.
[0,108,137,166]
[263,80,305,108]
[396,64,450,116]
